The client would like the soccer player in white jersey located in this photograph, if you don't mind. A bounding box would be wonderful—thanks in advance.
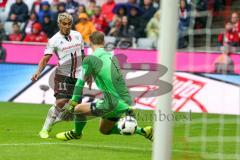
[31,12,85,138]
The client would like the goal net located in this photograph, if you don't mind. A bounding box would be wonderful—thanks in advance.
[155,0,240,159]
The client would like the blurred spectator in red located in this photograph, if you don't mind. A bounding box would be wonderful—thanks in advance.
[92,6,108,33]
[0,0,7,8]
[23,12,39,34]
[86,0,96,18]
[101,0,116,23]
[231,12,240,32]
[8,22,23,41]
[31,0,42,14]
[139,0,157,37]
[42,15,57,38]
[217,22,239,47]
[73,4,87,25]
[0,39,6,63]
[38,1,53,23]
[7,0,29,22]
[65,0,79,15]
[75,13,96,44]
[214,44,235,74]
[23,22,48,42]
[128,4,145,38]
[231,12,240,45]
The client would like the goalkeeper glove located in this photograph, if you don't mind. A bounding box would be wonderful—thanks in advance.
[61,100,78,120]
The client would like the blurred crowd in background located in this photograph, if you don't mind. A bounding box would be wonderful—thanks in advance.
[0,0,232,49]
[0,0,159,46]
[0,0,238,74]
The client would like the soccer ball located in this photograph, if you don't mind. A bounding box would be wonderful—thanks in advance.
[118,116,138,135]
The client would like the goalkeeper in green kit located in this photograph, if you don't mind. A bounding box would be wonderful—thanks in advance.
[56,31,152,141]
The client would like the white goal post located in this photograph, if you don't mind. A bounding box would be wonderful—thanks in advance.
[152,0,178,160]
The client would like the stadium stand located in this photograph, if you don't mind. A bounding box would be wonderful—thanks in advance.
[0,0,238,50]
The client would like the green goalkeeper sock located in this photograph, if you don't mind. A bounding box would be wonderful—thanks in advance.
[74,115,86,136]
[135,127,144,135]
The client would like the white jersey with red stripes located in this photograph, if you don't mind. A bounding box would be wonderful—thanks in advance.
[44,30,84,78]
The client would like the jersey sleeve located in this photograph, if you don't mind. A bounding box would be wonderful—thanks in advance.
[82,57,93,78]
[71,57,93,103]
[44,38,55,55]
[71,78,85,103]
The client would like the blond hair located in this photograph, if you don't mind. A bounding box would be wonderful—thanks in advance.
[57,12,73,24]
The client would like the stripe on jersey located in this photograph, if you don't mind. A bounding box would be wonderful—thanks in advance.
[81,49,85,61]
[70,52,77,78]
[73,52,77,78]
[70,53,74,77]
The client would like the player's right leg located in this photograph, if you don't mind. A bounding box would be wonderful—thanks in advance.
[39,98,69,138]
[39,74,77,138]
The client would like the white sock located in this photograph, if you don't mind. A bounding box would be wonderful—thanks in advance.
[54,115,63,124]
[53,105,65,124]
[41,105,58,131]
[54,109,73,123]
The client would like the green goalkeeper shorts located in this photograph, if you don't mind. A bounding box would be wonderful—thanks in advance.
[90,98,131,121]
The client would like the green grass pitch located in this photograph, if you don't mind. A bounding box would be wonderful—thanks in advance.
[0,102,239,160]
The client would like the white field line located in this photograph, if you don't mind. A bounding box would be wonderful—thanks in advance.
[202,153,240,160]
[0,142,150,151]
[187,136,240,142]
[0,142,199,154]
[188,118,239,124]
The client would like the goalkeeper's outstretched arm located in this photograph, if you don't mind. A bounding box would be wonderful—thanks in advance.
[71,57,93,103]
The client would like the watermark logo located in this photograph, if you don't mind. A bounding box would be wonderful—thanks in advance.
[46,52,176,120]
[135,110,192,122]
[48,54,173,101]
